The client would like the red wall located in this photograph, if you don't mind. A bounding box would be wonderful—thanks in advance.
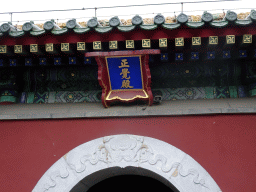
[0,114,256,192]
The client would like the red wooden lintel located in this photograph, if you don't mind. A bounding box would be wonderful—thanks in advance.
[85,49,160,57]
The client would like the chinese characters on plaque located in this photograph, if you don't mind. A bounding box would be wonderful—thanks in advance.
[106,56,143,90]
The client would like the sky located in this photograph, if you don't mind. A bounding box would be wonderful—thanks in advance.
[0,0,254,25]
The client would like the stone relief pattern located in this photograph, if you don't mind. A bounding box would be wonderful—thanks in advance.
[43,167,69,191]
[41,135,217,192]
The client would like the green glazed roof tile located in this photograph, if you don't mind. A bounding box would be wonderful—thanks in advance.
[140,24,158,30]
[117,25,136,32]
[186,22,205,28]
[210,21,229,28]
[0,11,256,38]
[51,28,68,35]
[73,27,90,34]
[235,20,253,26]
[30,30,45,36]
[94,26,113,33]
[9,31,25,37]
[162,23,181,29]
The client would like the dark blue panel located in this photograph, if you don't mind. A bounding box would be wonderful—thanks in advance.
[106,56,143,90]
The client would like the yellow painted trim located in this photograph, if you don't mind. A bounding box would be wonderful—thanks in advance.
[106,89,149,101]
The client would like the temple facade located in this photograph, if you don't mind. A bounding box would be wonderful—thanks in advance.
[0,10,256,192]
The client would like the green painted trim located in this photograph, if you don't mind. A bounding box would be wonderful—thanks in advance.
[73,27,90,34]
[26,92,35,104]
[94,27,113,33]
[0,96,17,103]
[140,24,158,30]
[30,30,45,36]
[186,22,205,28]
[9,31,25,37]
[210,21,229,28]
[117,25,136,32]
[250,89,256,97]
[162,23,181,30]
[51,28,68,35]
[229,86,238,98]
[205,87,214,99]
[235,20,253,26]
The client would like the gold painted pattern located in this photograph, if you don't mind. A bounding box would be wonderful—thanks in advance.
[126,40,134,49]
[192,37,201,45]
[142,39,151,48]
[0,45,6,53]
[175,37,184,46]
[159,38,167,47]
[77,42,85,50]
[243,34,252,43]
[226,35,235,44]
[45,43,53,52]
[109,41,118,49]
[93,41,101,50]
[209,36,218,44]
[14,45,22,53]
[30,44,38,52]
[61,43,69,51]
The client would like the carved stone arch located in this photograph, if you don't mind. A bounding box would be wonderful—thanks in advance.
[32,134,222,192]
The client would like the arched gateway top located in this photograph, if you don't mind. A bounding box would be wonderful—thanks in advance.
[33,134,222,192]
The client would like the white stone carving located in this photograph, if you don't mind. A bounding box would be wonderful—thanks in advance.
[32,134,222,192]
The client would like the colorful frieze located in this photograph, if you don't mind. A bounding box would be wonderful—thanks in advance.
[191,52,199,60]
[30,44,38,52]
[207,51,215,59]
[0,45,6,53]
[109,41,118,49]
[226,35,235,44]
[192,37,201,45]
[69,57,76,65]
[45,43,53,52]
[142,39,151,48]
[84,57,91,64]
[175,37,184,46]
[77,42,85,51]
[161,53,168,61]
[223,51,231,58]
[175,53,183,61]
[126,40,134,49]
[61,43,69,51]
[93,41,101,50]
[54,58,61,65]
[1,34,256,55]
[39,58,47,65]
[159,38,167,47]
[14,45,22,53]
[209,36,218,44]
[243,34,252,43]
[239,50,247,58]
[25,58,32,66]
